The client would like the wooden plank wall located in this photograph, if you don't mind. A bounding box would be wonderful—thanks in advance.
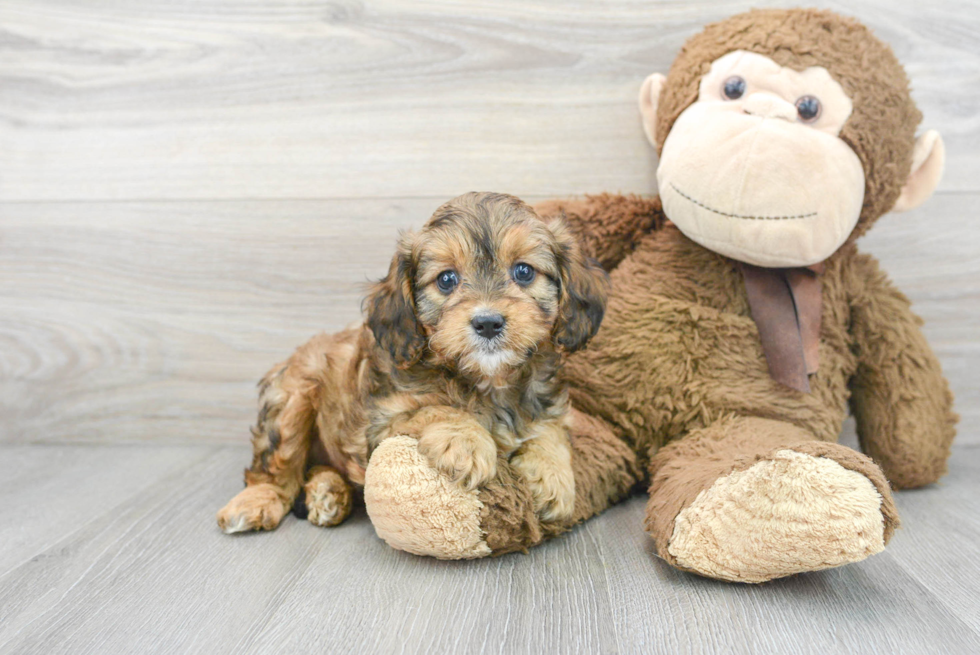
[1,0,977,445]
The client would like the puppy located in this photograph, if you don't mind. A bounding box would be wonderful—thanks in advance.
[217,192,608,533]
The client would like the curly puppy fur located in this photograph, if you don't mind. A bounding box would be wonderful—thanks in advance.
[217,192,608,533]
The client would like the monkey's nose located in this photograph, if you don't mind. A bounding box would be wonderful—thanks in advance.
[742,92,797,122]
[471,313,505,340]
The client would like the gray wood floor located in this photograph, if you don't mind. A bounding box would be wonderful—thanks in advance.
[1,435,979,654]
[2,0,979,653]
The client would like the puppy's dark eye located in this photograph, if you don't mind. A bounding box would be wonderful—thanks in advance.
[436,270,459,294]
[722,76,746,100]
[795,95,821,122]
[512,263,535,286]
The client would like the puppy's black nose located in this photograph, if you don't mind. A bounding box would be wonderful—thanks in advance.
[471,313,505,339]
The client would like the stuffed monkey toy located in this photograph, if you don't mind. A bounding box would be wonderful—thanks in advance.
[363,8,957,582]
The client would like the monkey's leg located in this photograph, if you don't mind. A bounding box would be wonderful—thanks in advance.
[645,415,899,583]
[364,409,638,558]
[217,360,319,534]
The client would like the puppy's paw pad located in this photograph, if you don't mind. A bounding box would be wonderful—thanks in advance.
[216,484,289,534]
[305,468,352,527]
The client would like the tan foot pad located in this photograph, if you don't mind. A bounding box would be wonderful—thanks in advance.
[364,436,491,560]
[305,467,352,527]
[668,450,886,583]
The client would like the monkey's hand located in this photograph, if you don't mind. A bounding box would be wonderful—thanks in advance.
[533,194,664,272]
[846,251,957,489]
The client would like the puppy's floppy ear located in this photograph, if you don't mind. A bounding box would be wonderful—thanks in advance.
[366,232,425,367]
[548,215,610,353]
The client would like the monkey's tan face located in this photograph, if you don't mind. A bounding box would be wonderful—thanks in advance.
[655,50,865,267]
[414,217,562,380]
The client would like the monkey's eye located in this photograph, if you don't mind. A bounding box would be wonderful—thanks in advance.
[436,270,459,294]
[795,95,821,122]
[722,76,746,100]
[512,263,536,286]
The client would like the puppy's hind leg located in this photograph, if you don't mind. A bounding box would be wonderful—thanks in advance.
[303,466,354,527]
[217,358,320,534]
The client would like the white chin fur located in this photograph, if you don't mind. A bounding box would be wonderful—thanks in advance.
[468,347,521,378]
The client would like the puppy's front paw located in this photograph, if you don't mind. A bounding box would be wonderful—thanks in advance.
[417,422,497,491]
[217,483,290,534]
[385,406,468,441]
[510,452,576,523]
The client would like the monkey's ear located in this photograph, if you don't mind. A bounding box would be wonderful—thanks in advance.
[549,217,610,353]
[638,73,667,147]
[893,130,945,213]
[366,233,426,367]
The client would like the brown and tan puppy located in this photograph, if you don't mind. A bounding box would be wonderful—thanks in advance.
[216,192,608,533]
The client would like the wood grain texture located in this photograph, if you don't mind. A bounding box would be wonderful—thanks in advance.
[1,194,976,445]
[1,0,978,201]
[1,443,978,654]
[1,1,978,651]
[0,444,217,575]
[0,198,428,443]
[886,445,980,633]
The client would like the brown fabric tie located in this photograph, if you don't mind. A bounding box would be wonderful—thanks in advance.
[740,263,823,393]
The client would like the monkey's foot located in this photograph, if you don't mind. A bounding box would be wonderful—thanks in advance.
[663,444,897,583]
[364,436,492,559]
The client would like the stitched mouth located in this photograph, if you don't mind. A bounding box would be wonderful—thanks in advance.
[669,183,816,221]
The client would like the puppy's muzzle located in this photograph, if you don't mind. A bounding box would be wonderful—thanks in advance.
[471,313,505,341]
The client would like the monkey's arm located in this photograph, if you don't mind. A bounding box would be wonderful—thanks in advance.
[533,193,664,271]
[846,251,957,489]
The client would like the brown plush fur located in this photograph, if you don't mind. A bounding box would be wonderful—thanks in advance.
[478,408,640,554]
[448,10,956,568]
[467,196,954,560]
[217,192,609,532]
